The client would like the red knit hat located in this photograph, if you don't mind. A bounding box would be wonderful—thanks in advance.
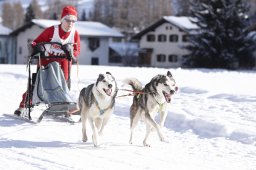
[61,6,77,20]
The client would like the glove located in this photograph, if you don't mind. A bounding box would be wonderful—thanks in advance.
[62,44,74,61]
[33,44,45,55]
[67,53,72,61]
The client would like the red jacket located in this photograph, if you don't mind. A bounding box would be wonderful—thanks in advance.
[33,25,80,56]
[33,25,80,80]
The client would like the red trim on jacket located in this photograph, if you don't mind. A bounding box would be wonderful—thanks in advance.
[33,25,80,57]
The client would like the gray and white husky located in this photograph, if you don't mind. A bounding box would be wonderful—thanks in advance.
[78,72,117,147]
[125,71,177,147]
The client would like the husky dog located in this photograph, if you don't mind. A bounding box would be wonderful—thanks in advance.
[78,72,117,147]
[126,71,177,147]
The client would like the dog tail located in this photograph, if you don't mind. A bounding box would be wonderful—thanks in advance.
[123,78,143,91]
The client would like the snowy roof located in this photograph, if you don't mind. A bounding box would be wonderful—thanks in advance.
[132,16,198,39]
[0,24,12,35]
[163,16,198,30]
[32,19,124,37]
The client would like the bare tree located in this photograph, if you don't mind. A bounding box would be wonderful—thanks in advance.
[13,3,25,28]
[2,2,15,29]
[172,0,190,16]
[92,0,174,32]
[2,2,24,30]
[44,0,79,19]
[31,0,43,19]
[93,0,107,22]
[127,0,147,30]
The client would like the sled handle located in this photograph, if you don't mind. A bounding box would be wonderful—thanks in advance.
[30,42,76,61]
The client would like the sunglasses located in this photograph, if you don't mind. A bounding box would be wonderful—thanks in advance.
[64,18,76,23]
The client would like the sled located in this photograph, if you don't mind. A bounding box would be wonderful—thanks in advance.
[18,42,80,124]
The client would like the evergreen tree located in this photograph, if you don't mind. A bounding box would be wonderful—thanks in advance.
[24,4,36,24]
[81,9,87,21]
[186,0,255,69]
[50,12,58,20]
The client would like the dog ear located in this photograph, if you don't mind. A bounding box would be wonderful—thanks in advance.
[106,72,112,75]
[167,71,172,78]
[97,74,104,81]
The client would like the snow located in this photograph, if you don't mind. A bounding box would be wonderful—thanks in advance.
[163,16,199,30]
[0,24,11,35]
[0,64,256,170]
[32,19,124,37]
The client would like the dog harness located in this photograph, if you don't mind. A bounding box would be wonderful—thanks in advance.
[94,88,114,115]
[94,98,112,115]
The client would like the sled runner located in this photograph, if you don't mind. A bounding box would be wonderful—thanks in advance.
[17,42,79,123]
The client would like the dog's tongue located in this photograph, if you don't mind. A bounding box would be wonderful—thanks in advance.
[164,93,171,103]
[106,88,112,96]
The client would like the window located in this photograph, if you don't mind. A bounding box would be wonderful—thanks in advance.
[0,42,2,57]
[166,26,173,30]
[157,54,166,62]
[109,49,122,63]
[91,57,99,65]
[182,35,189,42]
[19,47,22,54]
[158,34,166,42]
[168,55,178,62]
[88,38,100,51]
[147,34,155,42]
[169,34,178,42]
[112,37,122,42]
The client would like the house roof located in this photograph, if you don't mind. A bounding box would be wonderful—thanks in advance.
[132,16,198,40]
[11,19,124,37]
[0,24,12,35]
[163,16,198,30]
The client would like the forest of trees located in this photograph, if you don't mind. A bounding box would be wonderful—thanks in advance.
[1,0,256,69]
[2,0,77,30]
[2,0,256,31]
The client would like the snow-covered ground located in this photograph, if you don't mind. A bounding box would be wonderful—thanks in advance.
[0,64,256,170]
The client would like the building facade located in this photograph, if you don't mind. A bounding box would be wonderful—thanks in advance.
[132,16,198,68]
[10,19,124,65]
[0,24,12,63]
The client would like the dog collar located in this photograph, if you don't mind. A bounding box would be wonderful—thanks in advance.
[93,93,112,115]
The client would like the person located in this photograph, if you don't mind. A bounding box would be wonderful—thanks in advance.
[14,6,81,116]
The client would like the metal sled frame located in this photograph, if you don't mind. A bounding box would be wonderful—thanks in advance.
[25,42,75,122]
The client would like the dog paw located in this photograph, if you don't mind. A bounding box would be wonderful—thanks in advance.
[150,127,156,132]
[143,142,151,147]
[160,136,166,142]
[161,138,169,143]
[163,140,169,144]
[92,135,99,147]
[82,137,88,142]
